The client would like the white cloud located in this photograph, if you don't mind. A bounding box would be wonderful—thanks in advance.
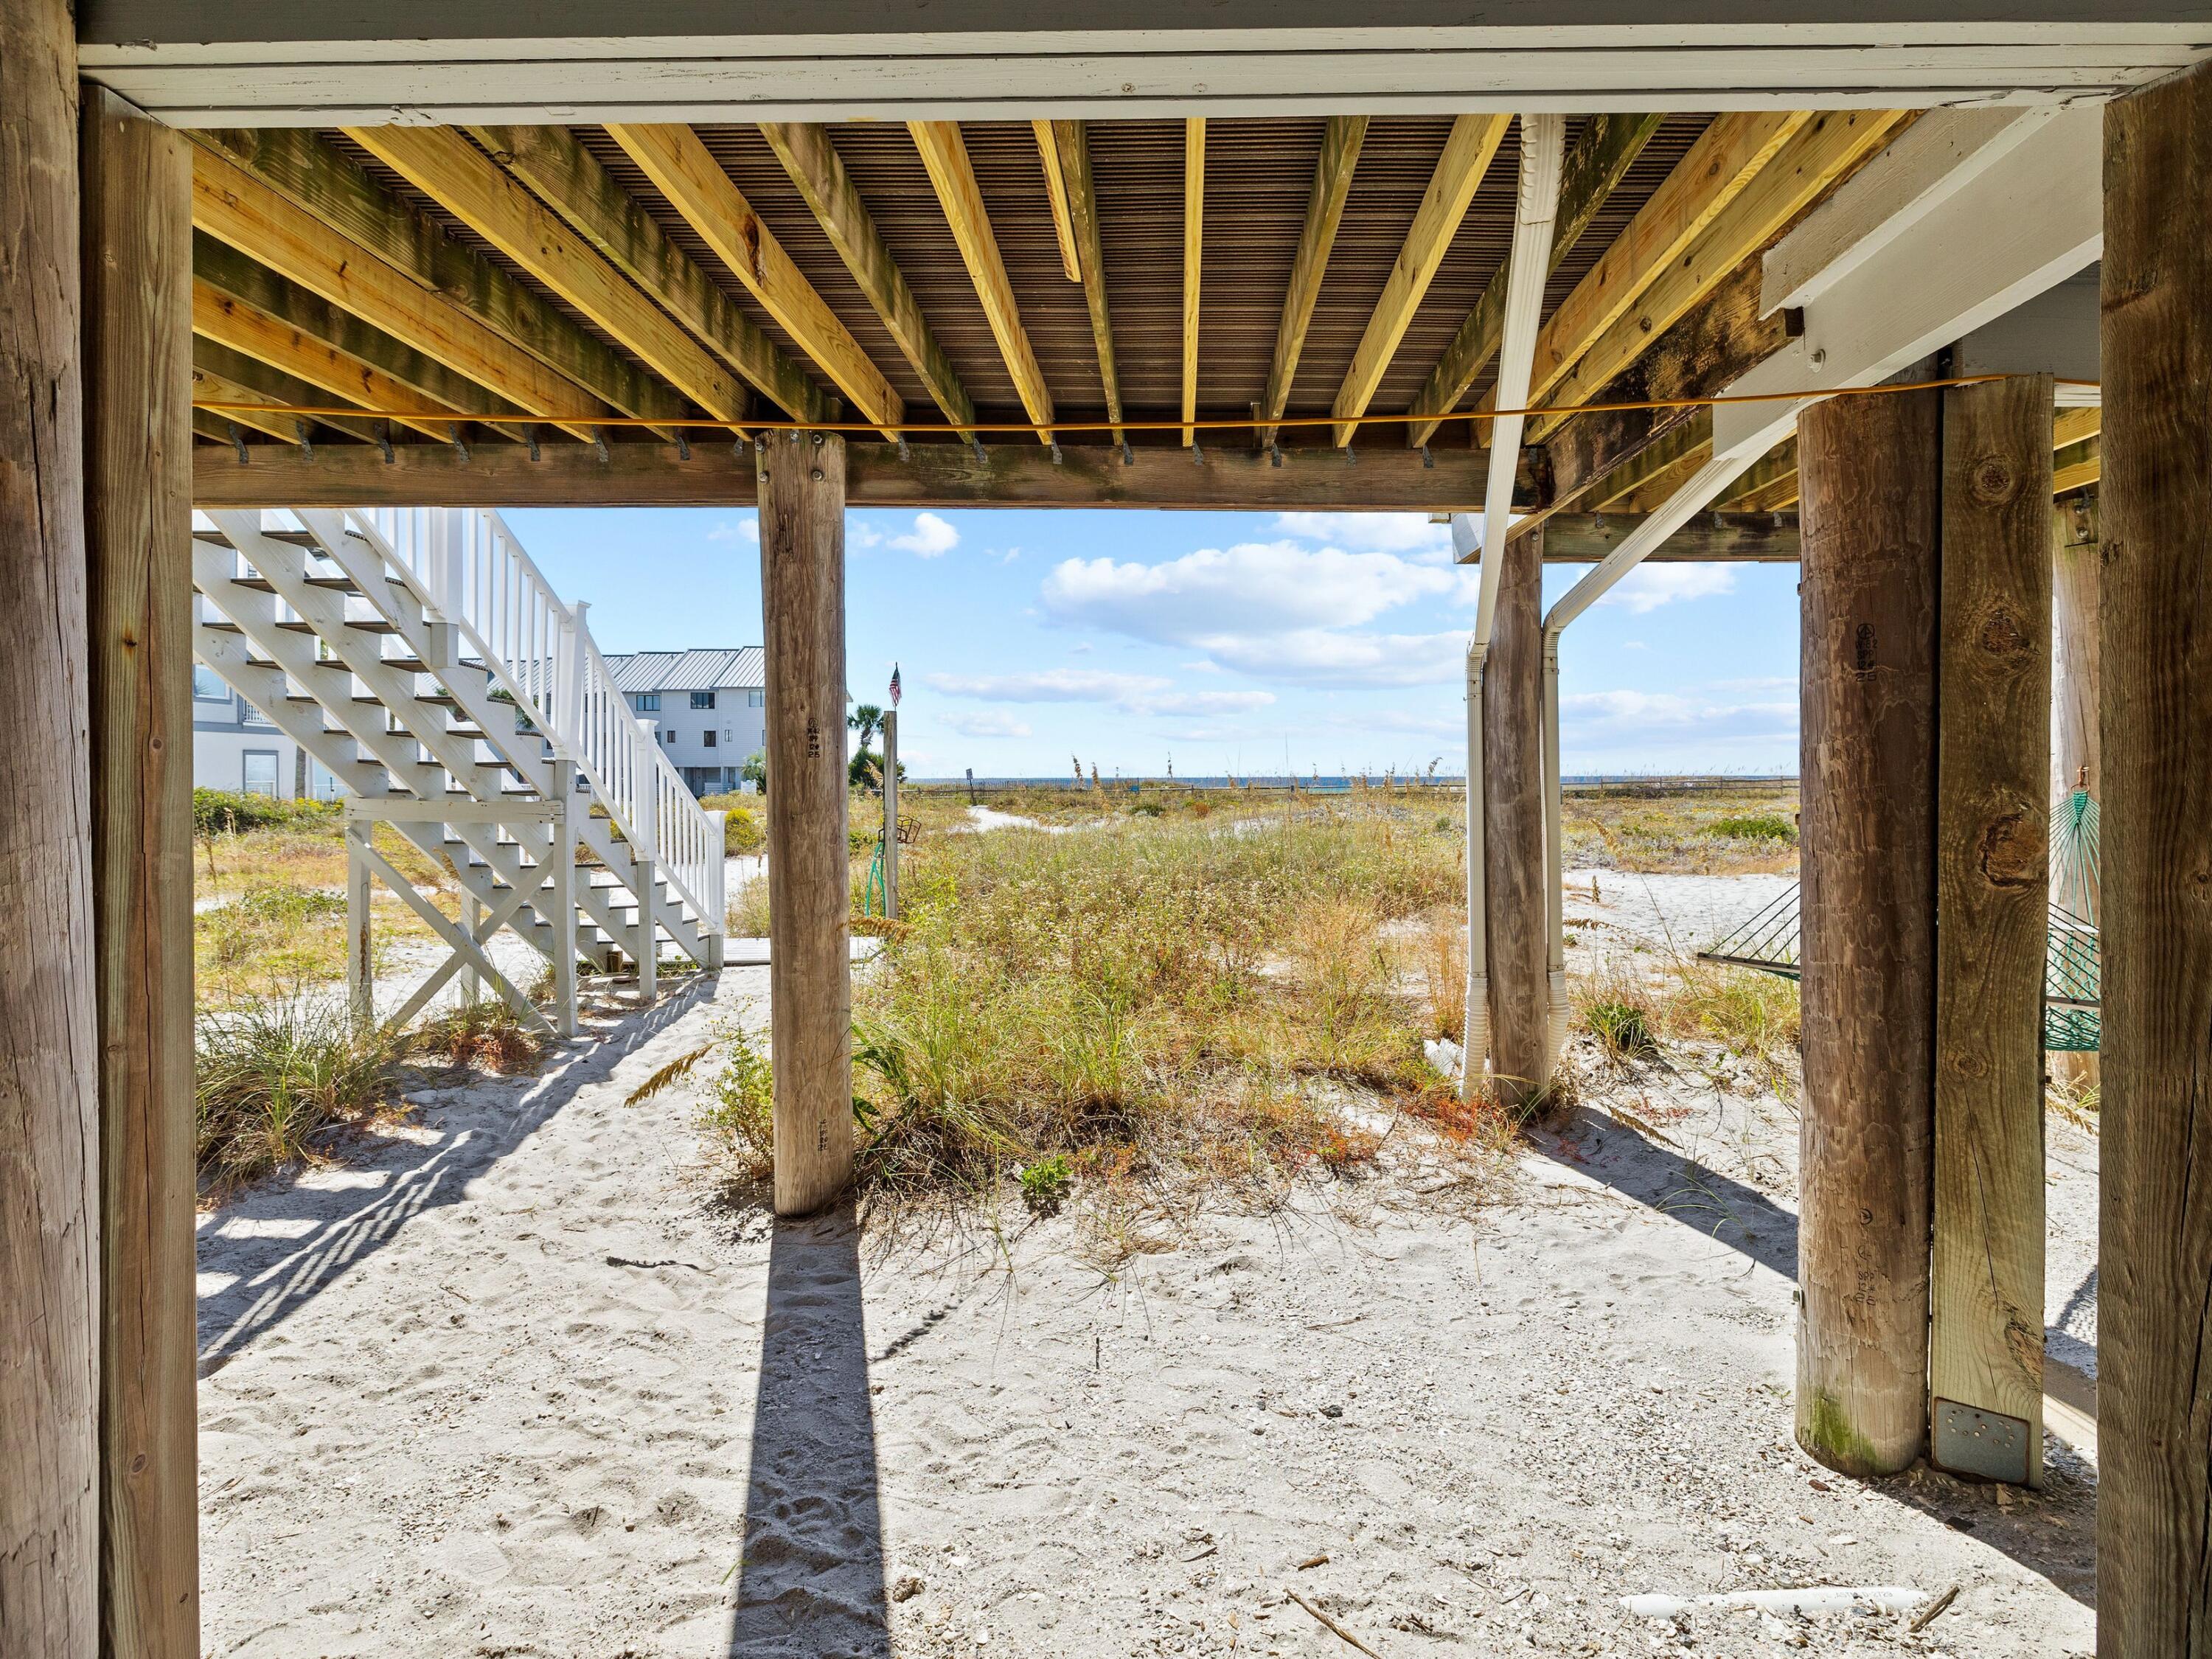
[1139,689,1277,715]
[1042,540,1462,641]
[707,517,759,544]
[1272,512,1453,560]
[1200,628,1468,689]
[1595,564,1737,613]
[889,512,959,557]
[940,710,1032,739]
[926,669,1169,703]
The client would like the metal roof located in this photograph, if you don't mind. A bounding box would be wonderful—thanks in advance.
[602,648,765,694]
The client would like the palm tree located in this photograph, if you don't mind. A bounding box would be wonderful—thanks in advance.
[849,703,885,789]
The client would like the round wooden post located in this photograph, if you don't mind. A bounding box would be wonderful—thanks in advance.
[1795,383,1940,1478]
[1483,524,1552,1114]
[83,84,200,1656]
[759,431,853,1216]
[0,0,99,1649]
[2099,61,2212,1656]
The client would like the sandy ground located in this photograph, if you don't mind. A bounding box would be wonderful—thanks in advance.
[195,874,2101,1659]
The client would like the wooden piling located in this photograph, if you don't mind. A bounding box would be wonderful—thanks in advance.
[759,431,854,1215]
[1929,373,2052,1488]
[2098,61,2212,1657]
[2048,496,2100,1093]
[0,0,99,1649]
[1483,524,1552,1114]
[1794,382,1940,1478]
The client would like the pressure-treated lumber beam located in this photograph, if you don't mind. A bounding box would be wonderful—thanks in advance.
[908,121,1055,443]
[598,123,900,429]
[192,232,527,439]
[1795,381,1941,1479]
[189,128,684,428]
[758,431,853,1215]
[1258,116,1368,448]
[1406,111,1663,448]
[192,279,465,445]
[1183,117,1204,447]
[189,142,612,439]
[344,125,766,427]
[2098,63,2212,1654]
[2051,434,2100,493]
[194,435,1547,512]
[83,86,201,1658]
[1928,372,2052,1491]
[1048,120,1125,437]
[1484,524,1551,1116]
[1032,119,1082,283]
[1601,444,1713,515]
[759,122,977,433]
[1527,109,1908,441]
[1331,113,1512,447]
[1715,439,1800,510]
[193,337,382,445]
[2,0,98,1648]
[2052,403,2101,449]
[2051,495,2099,805]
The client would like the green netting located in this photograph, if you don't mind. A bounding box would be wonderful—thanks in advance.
[1697,787,2101,1051]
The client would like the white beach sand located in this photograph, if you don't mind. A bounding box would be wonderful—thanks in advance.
[193,874,2100,1658]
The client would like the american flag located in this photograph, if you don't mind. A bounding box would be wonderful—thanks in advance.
[888,663,902,707]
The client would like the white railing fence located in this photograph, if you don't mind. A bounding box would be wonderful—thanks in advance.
[338,505,723,936]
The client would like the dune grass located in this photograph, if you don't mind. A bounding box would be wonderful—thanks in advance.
[194,1000,406,1194]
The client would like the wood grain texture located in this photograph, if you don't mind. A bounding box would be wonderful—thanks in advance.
[1258,115,1367,447]
[0,0,100,1649]
[189,128,684,427]
[82,86,201,1656]
[1182,118,1204,446]
[2048,497,2101,1094]
[1482,525,1551,1116]
[908,122,1054,440]
[2098,62,2212,1658]
[1032,119,1082,283]
[1794,384,1939,1480]
[1050,120,1124,433]
[760,122,975,432]
[759,431,853,1216]
[191,335,385,447]
[2052,435,2101,493]
[1930,373,2052,1486]
[1405,111,1663,448]
[1330,113,1511,447]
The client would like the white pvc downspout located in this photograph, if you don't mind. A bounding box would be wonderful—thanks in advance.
[1458,113,1565,1101]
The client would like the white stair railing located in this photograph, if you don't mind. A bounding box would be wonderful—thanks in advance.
[343,505,723,936]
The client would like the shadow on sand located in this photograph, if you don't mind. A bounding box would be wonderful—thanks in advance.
[195,976,718,1374]
[727,1203,891,1657]
[1541,1104,2098,1608]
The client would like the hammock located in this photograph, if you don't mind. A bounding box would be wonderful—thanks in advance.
[1697,787,2101,1052]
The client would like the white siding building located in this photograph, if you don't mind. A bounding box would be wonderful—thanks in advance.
[192,660,342,799]
[603,648,768,797]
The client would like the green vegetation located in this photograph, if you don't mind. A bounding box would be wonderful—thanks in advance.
[1707,812,1796,844]
[698,791,766,853]
[413,995,546,1074]
[195,1001,403,1192]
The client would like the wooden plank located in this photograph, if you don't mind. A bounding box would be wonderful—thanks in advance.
[1588,416,1713,511]
[1930,372,2052,1489]
[189,127,684,427]
[1032,119,1081,283]
[597,123,899,427]
[1540,510,1800,563]
[344,125,761,426]
[189,141,613,438]
[1050,119,1125,436]
[82,86,201,1659]
[1183,117,1204,447]
[1,0,98,1650]
[192,338,382,445]
[1528,109,1909,440]
[1330,113,1512,447]
[192,279,465,445]
[1602,444,1714,514]
[757,430,852,1215]
[192,436,1544,512]
[1795,380,1941,1479]
[1258,116,1368,448]
[2098,62,2212,1654]
[192,232,528,439]
[2052,403,2101,449]
[1484,524,1551,1116]
[759,121,975,431]
[2052,434,2100,493]
[2048,494,2099,1093]
[1406,112,1663,448]
[1715,439,1800,510]
[908,121,1055,442]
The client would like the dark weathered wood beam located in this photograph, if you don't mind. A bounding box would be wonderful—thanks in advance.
[1405,111,1663,449]
[1257,115,1366,448]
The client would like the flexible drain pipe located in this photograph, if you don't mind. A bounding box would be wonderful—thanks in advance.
[1459,113,1565,1100]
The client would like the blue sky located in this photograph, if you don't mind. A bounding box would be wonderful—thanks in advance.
[504,506,1799,780]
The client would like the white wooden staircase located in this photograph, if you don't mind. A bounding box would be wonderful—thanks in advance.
[192,506,726,1032]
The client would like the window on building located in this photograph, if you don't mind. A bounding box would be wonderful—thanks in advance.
[662,728,676,743]
[636,692,660,712]
[747,689,765,709]
[239,700,276,729]
[702,730,717,748]
[192,665,227,702]
[692,690,716,709]
[241,751,279,797]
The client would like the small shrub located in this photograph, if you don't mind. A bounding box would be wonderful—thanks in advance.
[1128,800,1165,818]
[1018,1152,1074,1215]
[414,996,545,1074]
[195,1001,400,1189]
[700,1020,777,1181]
[1583,998,1659,1060]
[700,793,768,854]
[1707,813,1796,844]
[193,787,338,838]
